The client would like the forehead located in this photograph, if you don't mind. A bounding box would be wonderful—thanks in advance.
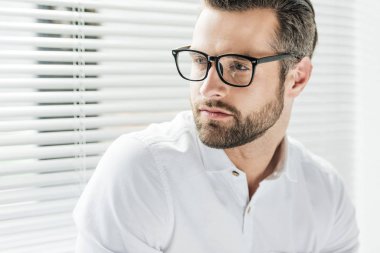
[191,7,279,56]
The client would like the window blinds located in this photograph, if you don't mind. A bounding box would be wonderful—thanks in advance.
[288,0,357,195]
[0,1,197,252]
[0,0,357,252]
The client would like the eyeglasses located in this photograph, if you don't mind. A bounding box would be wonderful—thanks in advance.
[172,46,294,87]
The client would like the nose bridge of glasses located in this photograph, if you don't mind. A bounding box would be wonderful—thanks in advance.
[206,56,224,76]
[207,56,218,62]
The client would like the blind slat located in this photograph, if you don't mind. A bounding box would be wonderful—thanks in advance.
[0,76,183,89]
[0,128,139,146]
[0,99,189,118]
[0,238,75,253]
[0,142,110,160]
[0,170,93,192]
[1,226,75,252]
[0,0,200,14]
[0,198,77,221]
[0,63,177,75]
[0,89,188,103]
[0,113,177,132]
[0,22,193,38]
[0,36,189,50]
[0,184,83,206]
[0,156,100,176]
[0,212,73,236]
[0,50,174,62]
[0,7,196,26]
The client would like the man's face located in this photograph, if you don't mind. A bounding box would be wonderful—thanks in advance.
[190,7,285,149]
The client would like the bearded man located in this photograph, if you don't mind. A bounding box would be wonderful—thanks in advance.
[73,0,359,252]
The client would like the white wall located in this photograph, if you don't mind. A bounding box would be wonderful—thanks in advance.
[356,1,380,252]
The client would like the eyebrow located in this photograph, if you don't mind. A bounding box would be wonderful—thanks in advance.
[188,46,278,58]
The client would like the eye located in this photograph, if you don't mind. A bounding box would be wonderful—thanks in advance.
[190,53,207,65]
[194,56,207,64]
[230,61,250,71]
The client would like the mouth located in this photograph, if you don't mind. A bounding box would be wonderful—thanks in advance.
[198,106,233,120]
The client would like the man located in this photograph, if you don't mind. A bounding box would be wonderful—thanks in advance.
[73,0,359,252]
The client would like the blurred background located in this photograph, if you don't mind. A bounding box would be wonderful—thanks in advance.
[0,0,378,252]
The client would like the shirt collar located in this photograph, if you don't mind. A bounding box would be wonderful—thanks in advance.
[265,136,298,182]
[196,134,298,183]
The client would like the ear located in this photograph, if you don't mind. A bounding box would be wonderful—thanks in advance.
[286,57,313,98]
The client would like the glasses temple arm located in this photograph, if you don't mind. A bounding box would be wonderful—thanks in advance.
[256,53,302,64]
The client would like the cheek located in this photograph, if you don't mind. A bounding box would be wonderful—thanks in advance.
[231,89,262,113]
[189,83,200,103]
[252,65,281,95]
[234,80,279,112]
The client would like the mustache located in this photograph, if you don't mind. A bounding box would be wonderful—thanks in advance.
[197,100,240,116]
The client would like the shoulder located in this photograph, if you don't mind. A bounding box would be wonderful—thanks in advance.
[94,111,196,181]
[287,136,350,216]
[102,110,194,158]
[72,113,193,249]
[133,110,197,149]
[287,136,343,188]
[287,137,359,250]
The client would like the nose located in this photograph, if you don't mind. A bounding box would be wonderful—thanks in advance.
[199,62,228,99]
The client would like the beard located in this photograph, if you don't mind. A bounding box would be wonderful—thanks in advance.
[192,84,284,149]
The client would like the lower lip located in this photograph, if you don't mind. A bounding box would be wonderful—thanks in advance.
[200,110,233,120]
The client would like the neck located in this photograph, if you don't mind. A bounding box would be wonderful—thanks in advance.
[225,130,285,189]
[224,105,291,197]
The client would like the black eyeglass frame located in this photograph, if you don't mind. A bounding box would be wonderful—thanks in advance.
[172,45,295,87]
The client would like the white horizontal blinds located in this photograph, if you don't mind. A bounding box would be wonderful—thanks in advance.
[288,0,357,195]
[1,2,89,253]
[0,1,199,252]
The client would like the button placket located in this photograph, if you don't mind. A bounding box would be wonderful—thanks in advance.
[227,169,254,234]
[242,187,261,234]
[230,169,249,206]
[242,202,254,234]
[246,205,251,214]
[244,203,253,217]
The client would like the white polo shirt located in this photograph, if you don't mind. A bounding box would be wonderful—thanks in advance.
[73,111,359,253]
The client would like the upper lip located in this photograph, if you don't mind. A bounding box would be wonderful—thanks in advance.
[198,106,233,115]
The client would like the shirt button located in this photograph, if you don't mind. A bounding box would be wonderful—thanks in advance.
[247,206,251,214]
[232,170,240,177]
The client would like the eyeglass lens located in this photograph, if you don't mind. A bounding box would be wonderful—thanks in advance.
[176,51,253,86]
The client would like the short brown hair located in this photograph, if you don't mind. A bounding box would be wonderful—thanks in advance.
[203,0,318,82]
